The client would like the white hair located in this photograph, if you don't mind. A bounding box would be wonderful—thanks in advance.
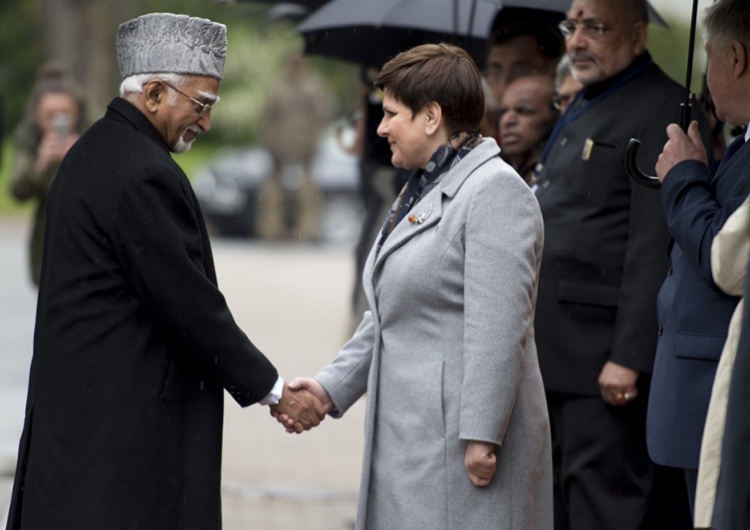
[119,72,188,102]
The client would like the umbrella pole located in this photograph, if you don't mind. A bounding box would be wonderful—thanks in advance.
[680,0,700,130]
[463,0,479,51]
[453,0,459,36]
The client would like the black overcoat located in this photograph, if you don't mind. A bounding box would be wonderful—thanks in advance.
[6,98,278,530]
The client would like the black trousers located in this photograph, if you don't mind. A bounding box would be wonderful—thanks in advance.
[548,392,692,530]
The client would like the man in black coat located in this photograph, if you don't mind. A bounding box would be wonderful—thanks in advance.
[533,0,711,528]
[6,13,324,530]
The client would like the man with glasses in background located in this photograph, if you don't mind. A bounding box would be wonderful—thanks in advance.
[5,12,325,530]
[532,0,712,528]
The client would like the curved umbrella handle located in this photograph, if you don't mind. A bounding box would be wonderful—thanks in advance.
[625,139,661,190]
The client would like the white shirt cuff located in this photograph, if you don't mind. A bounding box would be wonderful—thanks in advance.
[259,376,285,405]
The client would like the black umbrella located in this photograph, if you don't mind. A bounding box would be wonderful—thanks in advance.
[627,0,700,190]
[295,0,668,68]
[296,0,502,68]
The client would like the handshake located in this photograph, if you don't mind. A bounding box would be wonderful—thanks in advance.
[269,378,333,433]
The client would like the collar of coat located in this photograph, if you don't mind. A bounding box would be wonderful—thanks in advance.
[106,97,171,153]
[373,138,502,267]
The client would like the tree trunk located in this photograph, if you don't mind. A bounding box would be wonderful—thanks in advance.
[39,0,143,119]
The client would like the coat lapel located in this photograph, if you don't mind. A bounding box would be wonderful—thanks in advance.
[371,138,501,272]
[374,191,444,268]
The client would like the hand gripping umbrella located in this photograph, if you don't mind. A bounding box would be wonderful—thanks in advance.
[626,0,700,190]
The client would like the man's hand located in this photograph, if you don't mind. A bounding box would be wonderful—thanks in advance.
[598,361,639,406]
[655,121,708,182]
[465,440,497,487]
[269,382,327,434]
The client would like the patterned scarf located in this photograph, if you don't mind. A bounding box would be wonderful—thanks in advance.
[376,133,480,255]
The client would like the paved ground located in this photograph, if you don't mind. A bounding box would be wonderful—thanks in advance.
[0,216,364,529]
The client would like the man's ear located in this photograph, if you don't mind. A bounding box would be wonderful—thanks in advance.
[423,101,443,136]
[632,21,648,55]
[142,80,165,113]
[730,40,748,79]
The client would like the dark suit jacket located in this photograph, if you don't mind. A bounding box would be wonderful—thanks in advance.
[647,138,750,469]
[6,98,279,530]
[534,54,709,395]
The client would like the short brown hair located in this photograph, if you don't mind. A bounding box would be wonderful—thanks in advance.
[374,43,485,136]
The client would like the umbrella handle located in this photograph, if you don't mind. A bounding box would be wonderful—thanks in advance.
[626,98,693,191]
[625,139,662,190]
[628,0,699,191]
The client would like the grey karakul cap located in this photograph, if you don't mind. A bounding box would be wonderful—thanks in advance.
[117,13,227,80]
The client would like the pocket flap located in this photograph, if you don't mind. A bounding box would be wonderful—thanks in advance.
[673,332,726,361]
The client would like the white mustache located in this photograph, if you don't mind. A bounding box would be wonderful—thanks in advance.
[570,51,596,63]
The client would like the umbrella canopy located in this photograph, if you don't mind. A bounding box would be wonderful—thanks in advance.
[297,0,502,68]
[296,0,668,68]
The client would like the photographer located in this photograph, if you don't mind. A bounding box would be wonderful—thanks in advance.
[10,61,87,286]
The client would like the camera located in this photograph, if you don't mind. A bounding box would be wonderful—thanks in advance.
[51,112,73,140]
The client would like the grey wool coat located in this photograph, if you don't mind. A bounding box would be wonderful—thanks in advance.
[316,138,552,530]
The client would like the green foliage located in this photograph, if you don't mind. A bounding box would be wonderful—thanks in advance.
[0,135,218,217]
[0,139,33,216]
[648,15,707,94]
[125,0,359,146]
[0,0,45,133]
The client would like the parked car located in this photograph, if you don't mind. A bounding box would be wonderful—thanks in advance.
[192,123,363,245]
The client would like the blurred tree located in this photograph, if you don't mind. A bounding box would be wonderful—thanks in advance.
[0,2,704,147]
[39,0,144,117]
[648,15,707,101]
[0,0,45,131]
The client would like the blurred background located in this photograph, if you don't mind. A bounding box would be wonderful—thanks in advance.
[0,0,714,226]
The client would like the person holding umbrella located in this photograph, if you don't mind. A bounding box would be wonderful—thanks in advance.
[277,42,552,530]
[532,0,713,528]
[648,0,750,522]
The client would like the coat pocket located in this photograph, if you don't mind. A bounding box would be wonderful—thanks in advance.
[673,332,726,362]
[380,358,446,439]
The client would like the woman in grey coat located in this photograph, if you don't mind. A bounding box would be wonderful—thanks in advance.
[280,43,552,529]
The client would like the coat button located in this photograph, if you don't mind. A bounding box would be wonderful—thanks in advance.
[658,325,663,336]
[667,266,673,276]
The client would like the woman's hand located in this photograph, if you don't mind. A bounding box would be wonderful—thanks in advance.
[465,440,497,487]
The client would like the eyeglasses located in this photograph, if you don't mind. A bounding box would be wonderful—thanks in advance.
[558,19,607,40]
[160,81,215,116]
